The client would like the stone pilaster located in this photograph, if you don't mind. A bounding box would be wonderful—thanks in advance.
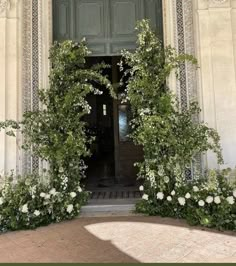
[194,0,236,169]
[0,0,22,175]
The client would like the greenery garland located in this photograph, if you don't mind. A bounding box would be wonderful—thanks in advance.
[121,20,236,231]
[0,40,113,231]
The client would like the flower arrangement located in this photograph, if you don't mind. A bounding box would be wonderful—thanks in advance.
[0,173,89,232]
[137,169,236,230]
[121,19,236,231]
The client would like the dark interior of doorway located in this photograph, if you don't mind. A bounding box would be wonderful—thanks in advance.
[83,56,142,200]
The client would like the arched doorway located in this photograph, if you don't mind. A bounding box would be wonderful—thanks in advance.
[52,0,163,199]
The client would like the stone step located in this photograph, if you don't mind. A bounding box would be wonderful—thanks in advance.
[79,199,141,217]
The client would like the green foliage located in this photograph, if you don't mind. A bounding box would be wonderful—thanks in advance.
[122,19,232,230]
[0,174,88,232]
[0,40,113,231]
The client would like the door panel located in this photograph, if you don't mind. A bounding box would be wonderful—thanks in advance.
[53,0,163,56]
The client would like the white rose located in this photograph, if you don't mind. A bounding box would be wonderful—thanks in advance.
[67,204,74,214]
[45,194,50,200]
[214,196,221,204]
[185,193,191,199]
[0,197,4,205]
[40,192,46,198]
[139,185,144,191]
[233,190,236,198]
[49,188,57,196]
[178,197,186,206]
[77,186,82,193]
[34,210,40,216]
[156,192,164,200]
[142,194,149,201]
[206,196,214,204]
[226,196,235,205]
[167,196,172,202]
[70,192,77,198]
[198,200,205,207]
[21,204,28,213]
[171,190,176,196]
[193,186,199,192]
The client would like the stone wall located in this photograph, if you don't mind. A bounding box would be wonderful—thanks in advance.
[194,0,236,169]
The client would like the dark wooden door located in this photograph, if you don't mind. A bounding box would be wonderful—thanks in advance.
[112,57,143,185]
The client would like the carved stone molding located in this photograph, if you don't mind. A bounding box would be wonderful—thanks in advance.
[0,0,10,14]
[211,0,227,3]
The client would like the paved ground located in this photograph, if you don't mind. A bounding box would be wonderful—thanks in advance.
[0,215,236,263]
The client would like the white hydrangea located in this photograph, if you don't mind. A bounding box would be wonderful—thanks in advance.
[167,196,172,202]
[185,193,191,199]
[45,194,50,200]
[198,200,205,207]
[34,210,40,216]
[21,204,28,214]
[226,196,235,205]
[0,197,3,205]
[77,186,82,193]
[70,192,77,198]
[178,197,186,206]
[206,196,214,204]
[49,188,57,196]
[142,194,149,201]
[156,192,164,200]
[171,190,176,196]
[40,192,46,198]
[214,196,221,204]
[233,190,236,198]
[67,204,74,214]
[139,185,144,191]
[193,186,199,192]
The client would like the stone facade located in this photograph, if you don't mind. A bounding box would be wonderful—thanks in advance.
[0,0,236,175]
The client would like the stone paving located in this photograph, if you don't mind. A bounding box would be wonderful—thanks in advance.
[0,216,236,263]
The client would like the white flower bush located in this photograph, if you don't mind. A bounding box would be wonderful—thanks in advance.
[137,168,236,231]
[0,174,88,232]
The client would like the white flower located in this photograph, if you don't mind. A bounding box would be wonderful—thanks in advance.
[178,197,186,206]
[77,186,82,193]
[163,176,170,183]
[70,192,77,198]
[193,186,199,192]
[21,204,28,213]
[45,194,50,200]
[214,196,221,204]
[49,188,57,196]
[40,192,46,198]
[171,190,176,196]
[226,196,235,205]
[67,204,74,214]
[233,190,236,198]
[139,185,144,191]
[206,196,214,204]
[185,193,191,199]
[34,210,40,216]
[167,196,172,202]
[142,194,149,201]
[0,197,3,205]
[198,200,205,207]
[156,192,164,200]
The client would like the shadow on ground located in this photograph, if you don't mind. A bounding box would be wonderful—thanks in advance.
[0,216,236,263]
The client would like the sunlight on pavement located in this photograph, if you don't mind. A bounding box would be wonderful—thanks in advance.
[85,221,236,263]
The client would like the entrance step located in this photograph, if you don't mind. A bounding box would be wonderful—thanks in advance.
[79,198,142,217]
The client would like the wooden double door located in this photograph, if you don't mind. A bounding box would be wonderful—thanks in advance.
[85,56,143,187]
